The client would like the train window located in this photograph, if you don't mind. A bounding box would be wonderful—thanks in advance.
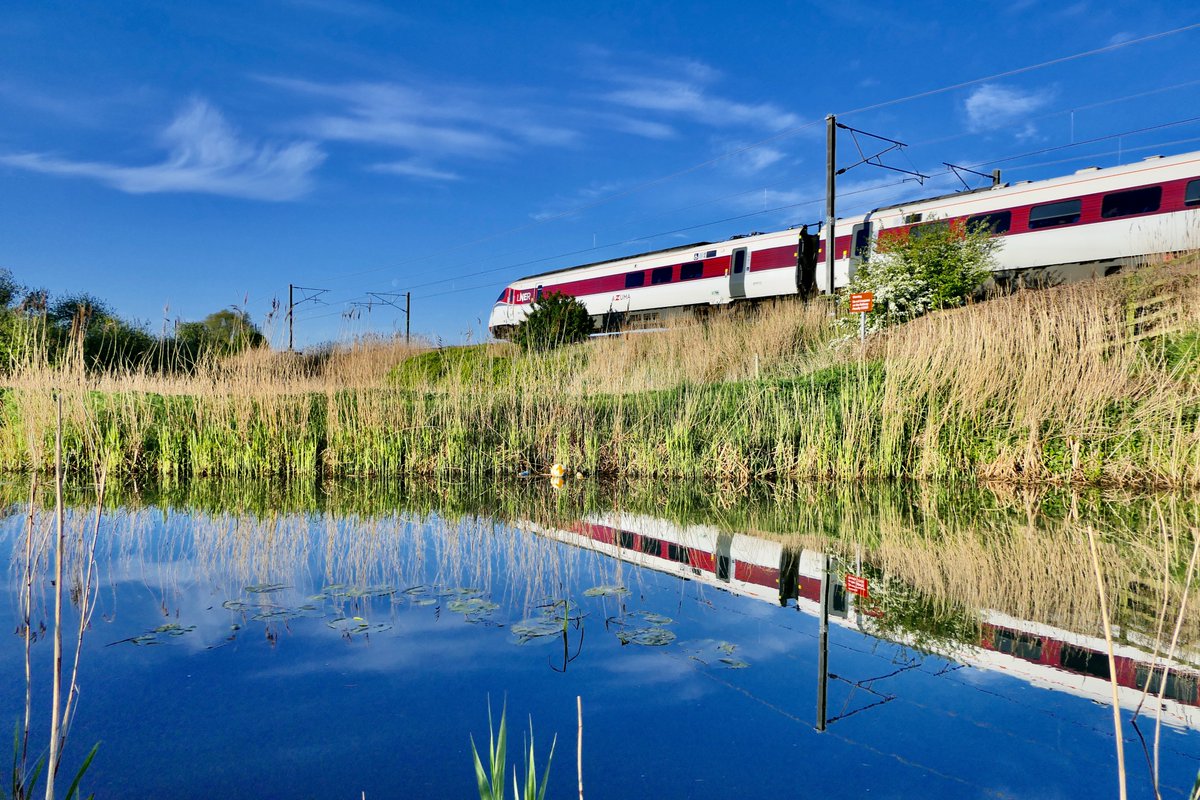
[625,271,645,288]
[966,211,1012,234]
[706,250,717,258]
[994,629,1042,661]
[732,249,746,274]
[650,266,673,285]
[852,224,871,260]
[1186,179,1200,206]
[638,535,660,556]
[1028,198,1082,229]
[667,543,691,564]
[1101,186,1162,218]
[535,285,543,301]
[1060,645,1109,678]
[1136,666,1198,702]
[680,262,704,280]
[909,220,949,239]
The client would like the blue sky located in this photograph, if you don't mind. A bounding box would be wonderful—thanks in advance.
[2,0,1199,346]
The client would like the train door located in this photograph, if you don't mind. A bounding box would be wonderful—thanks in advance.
[796,225,819,298]
[848,222,871,281]
[729,248,748,300]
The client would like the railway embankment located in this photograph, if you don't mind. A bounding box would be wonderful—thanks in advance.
[2,261,1199,487]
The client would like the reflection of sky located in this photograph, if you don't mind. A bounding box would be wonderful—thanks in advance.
[0,507,1197,799]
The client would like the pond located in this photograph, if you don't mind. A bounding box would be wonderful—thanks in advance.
[1,478,1198,798]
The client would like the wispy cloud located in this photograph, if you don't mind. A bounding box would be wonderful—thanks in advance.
[963,83,1054,138]
[265,76,579,171]
[595,56,803,133]
[0,98,324,200]
[369,159,460,181]
[530,180,626,222]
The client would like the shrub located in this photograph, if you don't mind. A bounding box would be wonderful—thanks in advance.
[849,220,998,332]
[511,292,594,352]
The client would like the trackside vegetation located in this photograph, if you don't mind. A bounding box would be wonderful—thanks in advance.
[1,257,1199,487]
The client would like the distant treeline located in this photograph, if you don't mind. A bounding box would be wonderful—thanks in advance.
[0,267,264,372]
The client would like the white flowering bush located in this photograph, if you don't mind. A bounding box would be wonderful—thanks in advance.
[845,220,998,334]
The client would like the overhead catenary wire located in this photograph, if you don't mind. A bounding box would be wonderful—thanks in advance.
[274,21,1200,296]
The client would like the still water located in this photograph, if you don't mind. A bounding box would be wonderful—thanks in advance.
[2,478,1198,798]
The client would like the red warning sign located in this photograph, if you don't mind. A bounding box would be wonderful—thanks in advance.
[844,574,869,598]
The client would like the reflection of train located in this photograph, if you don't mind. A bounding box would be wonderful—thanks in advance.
[488,150,1200,337]
[524,512,1200,726]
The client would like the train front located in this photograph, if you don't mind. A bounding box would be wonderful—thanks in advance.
[487,284,525,339]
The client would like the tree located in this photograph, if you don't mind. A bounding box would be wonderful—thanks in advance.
[177,308,265,357]
[848,220,999,332]
[511,292,595,352]
[0,268,19,308]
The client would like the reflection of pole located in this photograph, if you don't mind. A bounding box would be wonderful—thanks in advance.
[816,552,830,732]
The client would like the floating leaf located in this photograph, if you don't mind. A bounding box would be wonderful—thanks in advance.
[345,586,397,598]
[245,583,290,594]
[326,617,392,636]
[634,611,673,625]
[403,585,429,596]
[222,600,252,612]
[583,585,629,598]
[410,598,437,607]
[510,619,563,644]
[438,586,484,599]
[716,641,737,655]
[719,658,750,669]
[615,626,675,647]
[448,598,499,616]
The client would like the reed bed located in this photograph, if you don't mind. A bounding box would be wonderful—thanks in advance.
[1,262,1199,485]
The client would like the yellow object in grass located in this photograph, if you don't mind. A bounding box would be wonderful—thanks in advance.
[550,475,565,489]
[550,463,566,478]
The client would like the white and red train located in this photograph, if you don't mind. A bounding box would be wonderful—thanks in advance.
[488,149,1200,337]
[527,512,1200,728]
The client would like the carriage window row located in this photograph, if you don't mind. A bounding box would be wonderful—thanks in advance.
[963,178,1199,237]
[624,261,712,288]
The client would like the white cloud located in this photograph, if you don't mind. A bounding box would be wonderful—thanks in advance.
[596,58,803,133]
[0,98,324,201]
[369,159,460,181]
[963,83,1054,135]
[266,76,579,169]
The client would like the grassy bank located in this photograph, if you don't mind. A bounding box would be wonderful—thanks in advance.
[1,260,1199,486]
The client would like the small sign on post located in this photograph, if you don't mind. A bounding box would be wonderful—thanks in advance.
[844,574,869,598]
[849,292,874,343]
[848,292,874,313]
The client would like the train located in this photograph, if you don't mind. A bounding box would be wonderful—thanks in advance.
[526,511,1200,727]
[488,149,1200,338]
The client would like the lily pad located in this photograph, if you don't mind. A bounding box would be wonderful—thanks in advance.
[222,600,253,612]
[510,618,564,644]
[719,658,750,669]
[583,585,629,598]
[716,641,737,655]
[326,617,392,636]
[634,611,673,625]
[245,583,290,594]
[448,598,499,616]
[410,597,438,607]
[615,626,676,647]
[403,585,430,596]
[345,586,397,598]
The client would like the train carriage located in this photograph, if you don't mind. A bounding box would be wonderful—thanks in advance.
[488,149,1200,338]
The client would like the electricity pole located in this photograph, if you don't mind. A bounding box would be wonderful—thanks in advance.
[367,291,412,343]
[825,114,837,295]
[286,284,329,352]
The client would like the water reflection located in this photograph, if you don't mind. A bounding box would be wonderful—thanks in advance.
[1,477,1197,799]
